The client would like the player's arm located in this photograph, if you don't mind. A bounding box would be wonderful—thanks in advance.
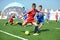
[43,11,47,15]
[20,13,27,18]
[41,11,47,16]
[20,9,32,18]
[36,9,40,13]
[36,12,39,17]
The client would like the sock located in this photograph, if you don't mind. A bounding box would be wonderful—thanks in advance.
[38,27,40,32]
[10,23,13,25]
[17,22,22,25]
[5,22,8,25]
[34,26,39,33]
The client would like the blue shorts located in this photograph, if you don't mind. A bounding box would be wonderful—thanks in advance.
[37,19,44,25]
[23,17,27,20]
[47,16,50,20]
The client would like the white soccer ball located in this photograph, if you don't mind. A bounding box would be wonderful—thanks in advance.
[25,31,29,35]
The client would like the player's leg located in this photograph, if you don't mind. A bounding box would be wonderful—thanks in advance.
[4,20,10,26]
[47,16,49,23]
[56,18,57,22]
[47,19,48,23]
[22,20,27,26]
[32,22,39,35]
[17,22,22,25]
[39,23,43,28]
[37,19,44,32]
[38,23,43,32]
[56,18,58,22]
[21,17,28,26]
[32,22,38,32]
[10,21,14,25]
[4,21,9,26]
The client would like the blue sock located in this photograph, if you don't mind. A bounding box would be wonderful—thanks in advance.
[34,26,39,33]
[38,28,40,32]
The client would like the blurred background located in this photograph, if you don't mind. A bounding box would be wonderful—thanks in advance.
[0,0,60,20]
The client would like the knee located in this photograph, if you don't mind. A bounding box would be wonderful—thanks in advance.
[22,23,24,26]
[34,23,38,26]
[22,22,26,26]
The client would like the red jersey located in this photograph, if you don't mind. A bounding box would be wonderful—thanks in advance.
[9,16,14,23]
[27,9,38,19]
[55,14,58,19]
[26,8,39,23]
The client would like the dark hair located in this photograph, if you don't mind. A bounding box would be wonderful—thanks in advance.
[23,7,25,9]
[32,3,36,6]
[39,5,42,8]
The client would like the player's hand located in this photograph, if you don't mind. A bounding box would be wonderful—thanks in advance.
[18,16,21,19]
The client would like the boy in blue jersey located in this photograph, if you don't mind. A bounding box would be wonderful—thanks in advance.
[46,9,50,23]
[36,5,46,32]
[22,7,27,21]
[17,7,27,25]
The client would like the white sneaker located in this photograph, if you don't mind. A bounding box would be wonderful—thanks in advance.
[47,22,48,23]
[33,33,39,35]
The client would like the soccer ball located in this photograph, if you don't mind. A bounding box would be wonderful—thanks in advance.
[25,31,30,35]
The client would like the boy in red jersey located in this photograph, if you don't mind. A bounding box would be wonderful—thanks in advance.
[4,13,15,25]
[55,12,58,22]
[20,3,39,35]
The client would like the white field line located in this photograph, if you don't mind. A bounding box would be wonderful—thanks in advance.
[55,28,60,29]
[0,30,28,40]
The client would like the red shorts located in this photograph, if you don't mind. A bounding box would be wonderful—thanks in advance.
[9,20,14,23]
[56,18,58,20]
[26,18,35,23]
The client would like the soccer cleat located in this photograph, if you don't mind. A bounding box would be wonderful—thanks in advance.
[33,33,39,35]
[17,22,22,25]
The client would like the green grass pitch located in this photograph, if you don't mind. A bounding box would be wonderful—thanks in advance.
[0,19,60,40]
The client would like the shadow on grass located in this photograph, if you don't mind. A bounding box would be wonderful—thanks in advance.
[39,29,50,33]
[30,29,50,33]
[21,29,50,33]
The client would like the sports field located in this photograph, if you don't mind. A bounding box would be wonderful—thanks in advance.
[0,19,60,40]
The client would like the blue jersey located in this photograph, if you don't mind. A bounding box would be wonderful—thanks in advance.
[37,12,44,21]
[47,12,50,17]
[22,10,27,20]
[36,12,44,24]
[46,12,50,19]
